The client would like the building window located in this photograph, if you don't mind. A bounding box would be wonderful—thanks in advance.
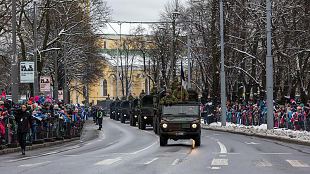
[104,41,107,49]
[102,79,108,96]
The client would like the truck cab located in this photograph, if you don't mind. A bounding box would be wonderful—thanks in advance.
[130,99,140,127]
[138,95,154,130]
[120,100,131,123]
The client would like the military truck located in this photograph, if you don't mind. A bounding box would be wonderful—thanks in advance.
[138,95,154,130]
[130,98,140,127]
[110,101,116,119]
[158,103,201,146]
[114,100,122,121]
[154,89,201,146]
[120,100,131,123]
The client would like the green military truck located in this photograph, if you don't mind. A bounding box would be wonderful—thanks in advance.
[120,100,131,123]
[129,98,140,127]
[158,103,201,146]
[138,95,154,130]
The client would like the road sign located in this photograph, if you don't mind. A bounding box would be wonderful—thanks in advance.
[58,90,63,100]
[20,61,34,83]
[40,76,51,92]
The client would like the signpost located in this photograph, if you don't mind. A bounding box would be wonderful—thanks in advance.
[20,62,34,83]
[40,76,51,92]
[58,90,64,101]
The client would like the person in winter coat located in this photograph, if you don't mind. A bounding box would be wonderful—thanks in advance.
[97,108,105,130]
[15,105,32,155]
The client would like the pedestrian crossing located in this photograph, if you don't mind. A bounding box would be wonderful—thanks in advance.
[92,156,309,169]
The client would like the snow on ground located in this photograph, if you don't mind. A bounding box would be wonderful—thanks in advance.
[203,122,310,142]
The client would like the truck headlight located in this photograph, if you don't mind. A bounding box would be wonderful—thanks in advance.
[162,123,168,128]
[144,116,147,120]
[192,124,197,129]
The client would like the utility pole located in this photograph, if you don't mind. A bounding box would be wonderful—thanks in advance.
[116,22,122,98]
[220,0,227,126]
[187,32,192,89]
[53,51,58,102]
[63,45,68,104]
[33,0,39,96]
[11,0,18,103]
[266,0,274,129]
[171,0,179,81]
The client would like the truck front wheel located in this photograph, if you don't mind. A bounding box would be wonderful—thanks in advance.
[160,135,168,146]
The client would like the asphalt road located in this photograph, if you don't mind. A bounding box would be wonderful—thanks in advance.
[0,118,309,174]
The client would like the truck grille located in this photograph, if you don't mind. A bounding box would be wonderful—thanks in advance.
[167,123,191,131]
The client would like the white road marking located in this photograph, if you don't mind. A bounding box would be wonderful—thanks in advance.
[130,141,158,155]
[245,142,260,145]
[211,159,228,166]
[219,155,227,157]
[213,152,240,155]
[19,161,51,167]
[217,141,227,154]
[256,160,272,167]
[210,166,221,170]
[94,157,122,166]
[260,153,291,155]
[172,159,181,166]
[144,158,159,165]
[286,160,310,168]
[63,154,80,157]
[143,131,154,135]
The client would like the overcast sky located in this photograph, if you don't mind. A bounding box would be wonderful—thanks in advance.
[101,0,187,35]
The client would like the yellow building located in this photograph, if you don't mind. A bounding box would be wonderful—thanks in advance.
[70,34,152,105]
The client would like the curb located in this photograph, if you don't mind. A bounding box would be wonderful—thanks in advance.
[203,126,310,146]
[0,137,80,155]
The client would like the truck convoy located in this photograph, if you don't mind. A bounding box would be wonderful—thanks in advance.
[108,88,201,147]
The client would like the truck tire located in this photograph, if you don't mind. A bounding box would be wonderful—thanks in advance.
[160,136,167,146]
[129,116,133,126]
[121,116,125,123]
[140,120,146,130]
[194,136,201,147]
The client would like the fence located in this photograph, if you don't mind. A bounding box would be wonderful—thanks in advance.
[0,110,84,150]
[202,107,310,131]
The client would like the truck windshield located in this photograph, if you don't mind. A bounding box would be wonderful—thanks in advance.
[162,105,199,116]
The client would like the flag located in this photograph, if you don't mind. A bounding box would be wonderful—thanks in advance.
[181,61,187,89]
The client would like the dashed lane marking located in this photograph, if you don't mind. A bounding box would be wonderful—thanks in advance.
[256,159,272,167]
[144,158,159,165]
[286,160,310,168]
[19,161,51,167]
[260,153,291,155]
[217,141,227,154]
[130,141,158,155]
[94,157,122,166]
[172,159,181,166]
[210,167,221,170]
[245,142,260,145]
[211,159,229,166]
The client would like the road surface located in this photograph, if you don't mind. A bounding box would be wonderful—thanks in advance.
[0,118,309,174]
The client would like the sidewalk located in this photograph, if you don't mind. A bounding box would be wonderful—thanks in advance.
[202,122,310,146]
[0,120,97,155]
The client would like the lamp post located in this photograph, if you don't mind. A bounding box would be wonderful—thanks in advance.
[11,0,19,103]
